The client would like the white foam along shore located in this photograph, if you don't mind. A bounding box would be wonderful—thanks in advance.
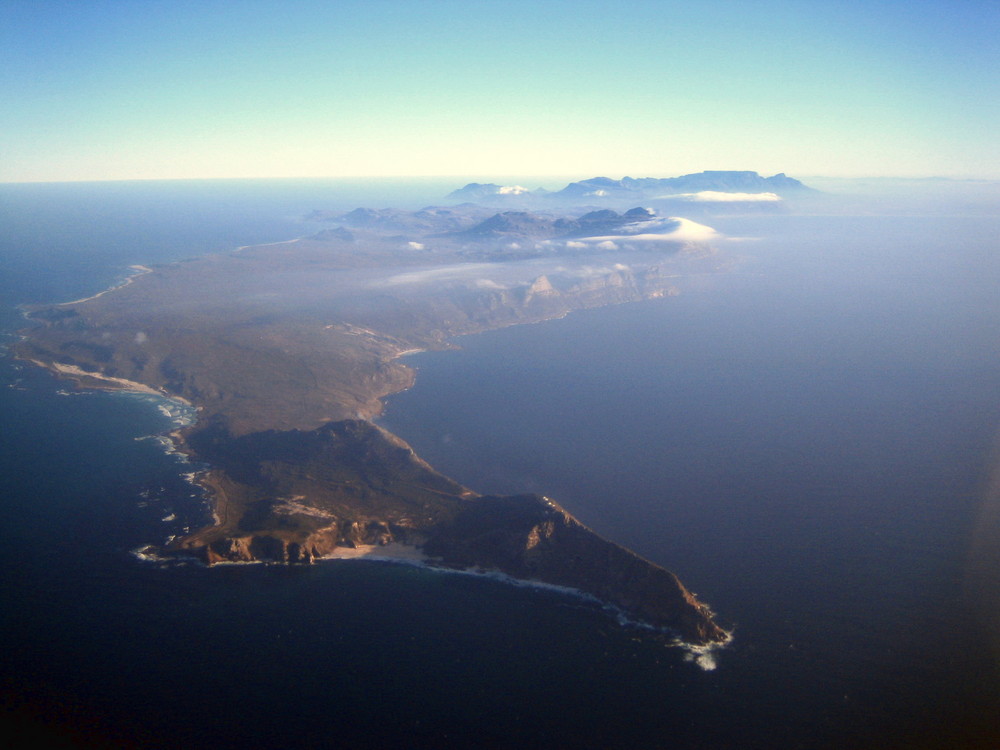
[129,533,730,666]
[59,237,298,305]
[37,360,194,406]
[57,264,154,306]
[320,543,733,666]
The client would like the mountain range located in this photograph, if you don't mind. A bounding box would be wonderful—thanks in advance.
[448,170,812,203]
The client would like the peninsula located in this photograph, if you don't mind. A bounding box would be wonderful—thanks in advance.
[16,182,751,647]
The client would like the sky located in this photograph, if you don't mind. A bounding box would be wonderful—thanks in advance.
[2,0,998,183]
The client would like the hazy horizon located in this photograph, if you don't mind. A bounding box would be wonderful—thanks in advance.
[3,171,1000,187]
[3,0,998,183]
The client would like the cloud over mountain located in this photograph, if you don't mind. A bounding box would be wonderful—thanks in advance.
[660,191,782,202]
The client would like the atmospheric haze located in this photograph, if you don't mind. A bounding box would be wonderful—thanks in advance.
[2,0,998,183]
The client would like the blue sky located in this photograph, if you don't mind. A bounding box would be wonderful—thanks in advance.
[2,0,998,182]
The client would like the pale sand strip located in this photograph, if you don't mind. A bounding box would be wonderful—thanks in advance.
[58,265,153,306]
[323,543,428,562]
[37,361,194,406]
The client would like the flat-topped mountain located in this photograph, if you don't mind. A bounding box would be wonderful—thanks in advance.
[552,171,811,200]
[444,171,813,206]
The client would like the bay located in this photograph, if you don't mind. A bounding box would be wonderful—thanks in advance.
[380,211,1000,746]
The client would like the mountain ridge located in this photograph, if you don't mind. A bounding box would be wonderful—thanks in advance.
[447,170,813,203]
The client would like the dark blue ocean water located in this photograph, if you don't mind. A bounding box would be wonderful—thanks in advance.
[2,180,999,748]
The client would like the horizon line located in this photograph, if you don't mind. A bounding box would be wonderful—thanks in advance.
[3,172,998,187]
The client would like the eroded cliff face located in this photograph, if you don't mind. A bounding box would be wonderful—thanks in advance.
[194,520,397,565]
[170,419,470,559]
[423,494,728,645]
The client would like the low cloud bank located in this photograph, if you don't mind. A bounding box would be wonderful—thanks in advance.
[581,217,719,245]
[658,191,782,202]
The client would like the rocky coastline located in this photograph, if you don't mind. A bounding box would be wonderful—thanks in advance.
[16,201,732,647]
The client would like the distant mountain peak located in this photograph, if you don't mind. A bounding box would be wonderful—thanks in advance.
[552,171,811,201]
[444,172,813,209]
[447,183,533,201]
[460,206,667,241]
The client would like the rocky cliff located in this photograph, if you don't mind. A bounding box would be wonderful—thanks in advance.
[170,420,728,645]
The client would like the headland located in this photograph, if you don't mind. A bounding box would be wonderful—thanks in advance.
[15,185,751,647]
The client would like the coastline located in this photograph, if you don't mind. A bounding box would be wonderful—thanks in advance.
[134,531,732,661]
[321,546,733,664]
[56,264,153,306]
[16,222,732,649]
[32,360,195,408]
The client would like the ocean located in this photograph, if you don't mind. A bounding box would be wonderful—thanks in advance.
[1,179,998,748]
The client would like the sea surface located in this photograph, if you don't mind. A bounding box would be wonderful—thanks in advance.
[1,179,999,748]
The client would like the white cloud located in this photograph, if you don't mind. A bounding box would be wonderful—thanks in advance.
[565,240,586,248]
[498,185,530,195]
[407,241,425,250]
[379,263,500,287]
[657,191,782,202]
[582,217,719,244]
[569,264,631,280]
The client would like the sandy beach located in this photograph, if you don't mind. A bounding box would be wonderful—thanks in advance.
[57,264,153,306]
[323,542,429,562]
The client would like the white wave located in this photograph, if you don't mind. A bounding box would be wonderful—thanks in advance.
[131,545,168,563]
[133,529,732,665]
[322,552,732,664]
[680,626,735,671]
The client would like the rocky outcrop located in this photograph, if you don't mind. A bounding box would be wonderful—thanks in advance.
[163,420,729,646]
[194,520,399,565]
[424,494,728,645]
